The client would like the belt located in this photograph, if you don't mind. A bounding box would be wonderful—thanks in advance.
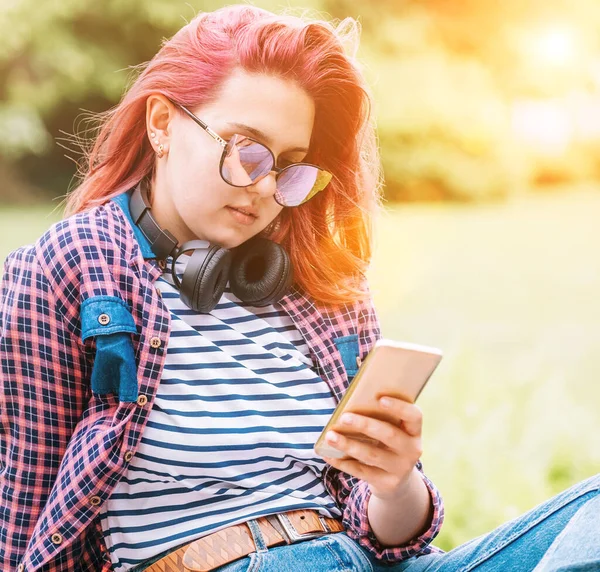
[144,509,345,572]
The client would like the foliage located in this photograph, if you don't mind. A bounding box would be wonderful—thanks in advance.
[369,48,526,201]
[326,0,600,200]
[2,1,600,201]
[0,0,317,197]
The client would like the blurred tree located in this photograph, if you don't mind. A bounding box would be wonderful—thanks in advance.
[0,0,319,202]
[0,1,190,157]
[323,0,528,200]
[0,0,201,199]
[323,0,600,200]
[2,0,600,203]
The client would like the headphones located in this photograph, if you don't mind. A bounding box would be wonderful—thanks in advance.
[129,179,293,313]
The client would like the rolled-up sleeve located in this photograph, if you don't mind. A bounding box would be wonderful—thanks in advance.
[323,460,445,562]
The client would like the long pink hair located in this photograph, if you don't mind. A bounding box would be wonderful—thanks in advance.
[64,5,383,306]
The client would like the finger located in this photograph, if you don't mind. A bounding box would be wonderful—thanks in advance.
[326,429,395,469]
[378,398,423,437]
[322,452,413,497]
[335,412,419,454]
[325,430,418,475]
[321,452,390,483]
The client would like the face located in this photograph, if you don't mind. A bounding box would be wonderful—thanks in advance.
[146,69,315,249]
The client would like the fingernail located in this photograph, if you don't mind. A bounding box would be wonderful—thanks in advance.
[326,431,339,443]
[341,413,355,425]
[380,397,392,408]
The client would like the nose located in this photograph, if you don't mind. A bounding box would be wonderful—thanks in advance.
[248,170,277,199]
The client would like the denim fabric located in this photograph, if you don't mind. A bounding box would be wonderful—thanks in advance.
[533,493,600,571]
[81,295,139,402]
[131,473,600,571]
[360,472,600,572]
[333,334,360,381]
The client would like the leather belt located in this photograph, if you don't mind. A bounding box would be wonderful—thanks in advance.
[144,509,345,572]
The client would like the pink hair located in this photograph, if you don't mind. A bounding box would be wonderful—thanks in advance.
[63,5,382,306]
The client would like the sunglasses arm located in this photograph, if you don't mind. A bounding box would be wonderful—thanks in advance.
[175,102,227,148]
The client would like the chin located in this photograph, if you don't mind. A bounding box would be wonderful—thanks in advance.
[205,231,255,250]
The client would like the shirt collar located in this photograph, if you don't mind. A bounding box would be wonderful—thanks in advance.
[111,189,157,259]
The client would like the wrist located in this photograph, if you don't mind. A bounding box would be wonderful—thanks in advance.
[370,465,424,504]
[367,465,435,547]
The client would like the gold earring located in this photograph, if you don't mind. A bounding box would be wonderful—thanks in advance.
[157,143,164,158]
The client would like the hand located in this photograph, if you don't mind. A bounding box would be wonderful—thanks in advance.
[321,397,423,501]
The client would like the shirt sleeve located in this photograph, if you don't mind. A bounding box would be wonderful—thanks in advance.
[322,460,445,563]
[0,246,89,569]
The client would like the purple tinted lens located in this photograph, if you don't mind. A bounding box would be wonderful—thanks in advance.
[221,135,273,186]
[274,165,319,206]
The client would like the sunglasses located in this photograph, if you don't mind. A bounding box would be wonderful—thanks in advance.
[170,100,332,207]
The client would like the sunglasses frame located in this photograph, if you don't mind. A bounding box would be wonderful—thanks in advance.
[169,99,331,207]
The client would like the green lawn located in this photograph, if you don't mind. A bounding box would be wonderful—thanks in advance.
[368,187,600,550]
[1,188,599,551]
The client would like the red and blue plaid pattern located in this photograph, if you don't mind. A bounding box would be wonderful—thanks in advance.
[0,192,444,571]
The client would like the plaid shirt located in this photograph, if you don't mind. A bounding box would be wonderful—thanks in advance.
[0,190,444,571]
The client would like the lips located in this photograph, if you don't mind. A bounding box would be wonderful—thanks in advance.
[228,205,258,218]
[226,205,258,226]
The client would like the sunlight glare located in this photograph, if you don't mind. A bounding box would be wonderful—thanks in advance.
[532,27,577,66]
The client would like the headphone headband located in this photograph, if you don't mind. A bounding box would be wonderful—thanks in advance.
[129,179,179,260]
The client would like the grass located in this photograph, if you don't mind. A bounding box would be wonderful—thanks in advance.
[0,202,64,258]
[1,188,599,551]
[368,187,600,550]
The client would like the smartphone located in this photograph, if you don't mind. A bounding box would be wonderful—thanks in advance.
[314,339,443,459]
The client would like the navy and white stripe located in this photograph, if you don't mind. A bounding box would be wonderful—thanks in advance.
[100,252,340,571]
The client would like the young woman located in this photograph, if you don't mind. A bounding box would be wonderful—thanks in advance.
[0,5,598,572]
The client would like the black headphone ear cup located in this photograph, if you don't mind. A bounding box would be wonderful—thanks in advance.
[229,237,293,306]
[179,245,232,313]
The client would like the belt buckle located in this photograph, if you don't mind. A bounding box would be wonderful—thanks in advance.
[275,513,330,543]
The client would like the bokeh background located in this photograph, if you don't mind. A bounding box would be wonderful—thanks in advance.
[1,0,599,552]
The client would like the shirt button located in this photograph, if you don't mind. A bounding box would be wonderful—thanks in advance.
[98,313,111,326]
[157,259,166,271]
[124,451,133,462]
[51,533,63,545]
[150,337,162,349]
[17,564,24,572]
[156,287,162,298]
[356,355,362,368]
[90,495,102,506]
[137,394,148,407]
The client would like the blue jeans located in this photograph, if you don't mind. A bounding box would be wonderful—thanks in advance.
[132,472,600,571]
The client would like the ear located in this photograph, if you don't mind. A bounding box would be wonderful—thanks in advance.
[145,94,176,156]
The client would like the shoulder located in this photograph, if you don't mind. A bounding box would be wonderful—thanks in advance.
[2,199,140,316]
[32,200,137,280]
[2,200,145,343]
[319,276,380,326]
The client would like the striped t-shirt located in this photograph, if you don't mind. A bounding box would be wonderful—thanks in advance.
[99,252,340,571]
